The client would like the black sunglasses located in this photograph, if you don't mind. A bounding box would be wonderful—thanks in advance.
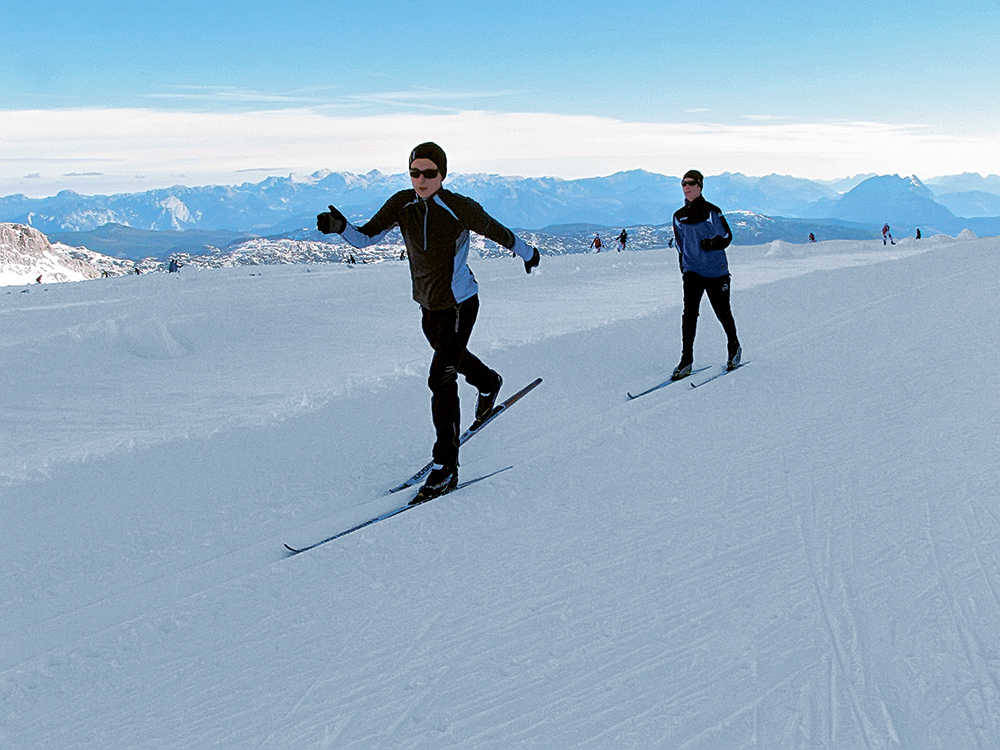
[409,168,440,179]
[681,180,700,187]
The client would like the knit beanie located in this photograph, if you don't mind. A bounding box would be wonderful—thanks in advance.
[683,169,704,187]
[409,142,447,178]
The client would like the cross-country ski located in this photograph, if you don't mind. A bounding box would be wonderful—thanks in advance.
[690,361,750,388]
[626,366,709,399]
[285,466,513,554]
[389,377,541,492]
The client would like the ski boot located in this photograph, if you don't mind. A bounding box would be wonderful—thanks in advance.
[410,463,458,505]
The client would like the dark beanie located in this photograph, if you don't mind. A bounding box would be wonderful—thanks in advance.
[683,169,704,187]
[409,142,447,178]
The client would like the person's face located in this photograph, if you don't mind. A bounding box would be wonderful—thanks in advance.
[409,158,444,199]
[681,177,702,202]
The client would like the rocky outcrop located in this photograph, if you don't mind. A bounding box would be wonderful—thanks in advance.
[0,223,101,286]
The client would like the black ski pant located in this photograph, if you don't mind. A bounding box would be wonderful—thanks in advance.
[681,272,739,358]
[421,295,501,467]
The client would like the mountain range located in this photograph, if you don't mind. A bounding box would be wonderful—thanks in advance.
[2,170,999,262]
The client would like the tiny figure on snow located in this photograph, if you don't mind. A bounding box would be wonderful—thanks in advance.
[590,233,603,253]
[167,258,181,273]
[617,228,628,252]
[916,228,921,240]
[316,142,540,503]
[882,223,895,245]
[670,170,741,380]
[809,233,816,243]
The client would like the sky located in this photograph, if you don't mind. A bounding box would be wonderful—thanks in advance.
[3,0,999,197]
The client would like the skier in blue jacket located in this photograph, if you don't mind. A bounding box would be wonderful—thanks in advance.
[670,170,741,379]
[317,142,540,501]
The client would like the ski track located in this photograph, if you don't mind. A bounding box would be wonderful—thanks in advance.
[2,238,999,747]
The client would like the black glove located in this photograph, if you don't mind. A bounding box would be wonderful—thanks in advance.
[700,237,716,250]
[317,205,346,234]
[524,247,540,274]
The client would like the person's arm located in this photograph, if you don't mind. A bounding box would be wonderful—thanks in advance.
[447,193,540,273]
[317,192,406,249]
[699,209,733,251]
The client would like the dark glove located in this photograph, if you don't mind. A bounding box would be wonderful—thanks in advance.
[524,247,540,274]
[317,205,346,234]
[700,237,716,250]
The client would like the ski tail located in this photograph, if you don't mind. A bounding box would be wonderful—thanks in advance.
[690,361,750,388]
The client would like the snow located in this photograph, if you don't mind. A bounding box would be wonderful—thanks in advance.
[1,234,998,748]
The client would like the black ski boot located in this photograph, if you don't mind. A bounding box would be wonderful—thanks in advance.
[410,463,458,505]
[471,375,503,430]
[727,342,742,371]
[671,355,693,381]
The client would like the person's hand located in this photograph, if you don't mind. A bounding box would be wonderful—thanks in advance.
[524,247,540,274]
[317,205,346,234]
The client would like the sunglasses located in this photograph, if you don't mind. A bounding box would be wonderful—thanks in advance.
[409,168,440,179]
[681,180,700,187]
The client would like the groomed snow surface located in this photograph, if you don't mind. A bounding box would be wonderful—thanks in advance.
[2,234,998,748]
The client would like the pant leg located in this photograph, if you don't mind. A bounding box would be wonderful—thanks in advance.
[421,296,497,466]
[451,296,501,394]
[703,274,739,345]
[681,272,707,358]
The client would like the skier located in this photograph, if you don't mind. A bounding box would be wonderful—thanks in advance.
[316,142,540,502]
[617,228,628,252]
[590,233,603,252]
[809,232,816,243]
[670,170,741,379]
[916,228,921,239]
[882,223,895,245]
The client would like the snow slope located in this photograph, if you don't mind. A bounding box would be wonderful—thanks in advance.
[1,234,998,748]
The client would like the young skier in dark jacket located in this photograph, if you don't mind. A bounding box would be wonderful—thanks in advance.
[670,170,741,379]
[317,142,540,501]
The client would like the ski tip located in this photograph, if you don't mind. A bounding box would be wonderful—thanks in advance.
[283,544,302,555]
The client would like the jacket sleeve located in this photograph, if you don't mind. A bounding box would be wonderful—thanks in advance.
[701,210,733,251]
[449,194,535,261]
[340,192,407,249]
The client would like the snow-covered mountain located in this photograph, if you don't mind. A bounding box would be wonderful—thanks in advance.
[816,174,957,227]
[4,170,999,241]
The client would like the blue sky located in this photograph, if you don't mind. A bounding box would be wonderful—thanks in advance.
[3,0,999,196]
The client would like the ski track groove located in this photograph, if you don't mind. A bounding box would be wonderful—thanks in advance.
[924,498,1000,742]
[796,510,886,750]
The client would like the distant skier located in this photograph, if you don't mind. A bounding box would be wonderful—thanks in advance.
[916,228,921,239]
[670,170,741,379]
[590,233,603,252]
[617,228,628,252]
[316,142,540,502]
[809,233,816,243]
[167,258,181,273]
[882,223,895,245]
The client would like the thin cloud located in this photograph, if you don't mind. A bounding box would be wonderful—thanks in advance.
[2,107,998,197]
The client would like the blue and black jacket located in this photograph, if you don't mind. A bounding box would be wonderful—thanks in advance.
[672,195,733,278]
[340,188,534,310]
